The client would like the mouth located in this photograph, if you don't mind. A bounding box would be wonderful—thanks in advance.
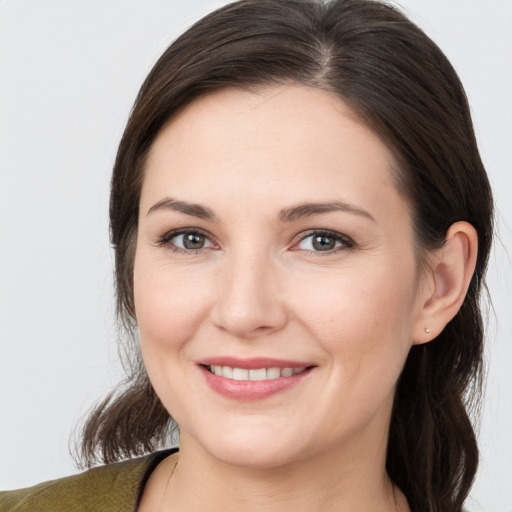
[204,365,308,381]
[198,357,316,400]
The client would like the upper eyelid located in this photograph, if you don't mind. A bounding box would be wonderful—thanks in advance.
[159,226,212,240]
[158,227,349,238]
[294,229,350,239]
[292,229,353,244]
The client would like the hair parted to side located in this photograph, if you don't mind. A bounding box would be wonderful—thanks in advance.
[78,1,493,510]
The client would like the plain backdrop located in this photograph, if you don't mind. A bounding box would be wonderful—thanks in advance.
[1,1,511,510]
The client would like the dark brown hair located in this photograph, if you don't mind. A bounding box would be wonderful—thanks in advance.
[79,1,493,510]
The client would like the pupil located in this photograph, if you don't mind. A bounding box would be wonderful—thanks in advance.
[183,233,205,249]
[312,235,335,251]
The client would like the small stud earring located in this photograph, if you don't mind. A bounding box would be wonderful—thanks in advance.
[425,328,431,333]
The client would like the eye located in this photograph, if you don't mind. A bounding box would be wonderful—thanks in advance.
[293,230,354,253]
[158,229,216,253]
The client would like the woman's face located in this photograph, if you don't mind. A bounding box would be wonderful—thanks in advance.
[134,85,429,468]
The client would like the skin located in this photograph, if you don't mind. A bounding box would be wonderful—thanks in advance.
[134,85,478,511]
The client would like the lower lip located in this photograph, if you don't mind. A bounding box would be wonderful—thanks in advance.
[200,366,313,401]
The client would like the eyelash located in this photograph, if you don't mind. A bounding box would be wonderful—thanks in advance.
[156,228,216,255]
[156,228,355,256]
[291,229,355,255]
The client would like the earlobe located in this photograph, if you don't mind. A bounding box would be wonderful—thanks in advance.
[412,221,478,345]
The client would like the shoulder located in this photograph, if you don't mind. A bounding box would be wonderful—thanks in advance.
[0,449,176,512]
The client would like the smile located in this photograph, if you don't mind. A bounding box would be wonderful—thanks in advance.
[199,357,315,400]
[206,365,307,380]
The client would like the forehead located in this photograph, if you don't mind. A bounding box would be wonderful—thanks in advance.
[141,85,408,222]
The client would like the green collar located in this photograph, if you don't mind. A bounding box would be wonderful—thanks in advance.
[0,448,177,512]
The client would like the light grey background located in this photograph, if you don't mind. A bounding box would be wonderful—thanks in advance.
[1,1,510,510]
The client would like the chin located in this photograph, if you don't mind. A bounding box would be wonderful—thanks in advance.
[210,440,304,470]
[183,420,312,470]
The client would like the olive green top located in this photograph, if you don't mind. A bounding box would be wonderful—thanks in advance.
[0,449,176,512]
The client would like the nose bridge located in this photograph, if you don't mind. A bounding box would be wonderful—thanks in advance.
[212,243,286,338]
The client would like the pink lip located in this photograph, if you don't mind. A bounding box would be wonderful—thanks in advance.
[197,357,315,401]
[197,356,314,369]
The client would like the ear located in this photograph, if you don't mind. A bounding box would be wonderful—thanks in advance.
[412,221,478,345]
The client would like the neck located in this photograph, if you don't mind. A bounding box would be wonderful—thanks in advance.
[161,431,408,512]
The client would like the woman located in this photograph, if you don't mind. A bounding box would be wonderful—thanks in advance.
[0,0,494,510]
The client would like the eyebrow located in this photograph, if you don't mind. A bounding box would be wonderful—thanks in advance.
[146,197,375,223]
[147,198,217,221]
[278,201,376,223]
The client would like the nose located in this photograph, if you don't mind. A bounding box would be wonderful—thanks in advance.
[210,249,288,340]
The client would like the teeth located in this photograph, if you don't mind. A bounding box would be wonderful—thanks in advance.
[208,365,307,381]
[212,365,223,376]
[266,367,281,379]
[248,368,267,381]
[222,366,233,378]
[232,368,249,380]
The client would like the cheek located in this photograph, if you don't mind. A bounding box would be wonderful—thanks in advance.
[292,261,418,374]
[133,254,212,356]
[132,255,215,420]
[291,263,418,433]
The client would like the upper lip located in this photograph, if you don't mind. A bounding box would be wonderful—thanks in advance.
[197,356,316,370]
